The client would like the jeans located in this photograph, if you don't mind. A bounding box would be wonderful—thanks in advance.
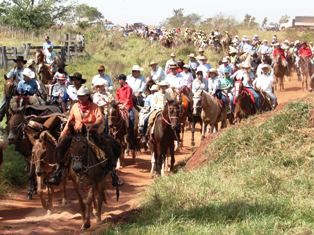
[128,109,136,150]
[266,92,277,106]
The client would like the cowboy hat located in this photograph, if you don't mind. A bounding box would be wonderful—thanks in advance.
[25,59,35,68]
[13,56,27,64]
[56,74,66,80]
[77,86,90,96]
[183,64,190,69]
[98,65,105,71]
[197,55,207,61]
[93,77,108,86]
[241,62,251,69]
[208,68,218,74]
[170,52,176,57]
[149,61,158,66]
[131,65,143,71]
[22,68,35,79]
[157,81,169,87]
[261,64,271,70]
[188,53,196,58]
[150,84,159,91]
[69,72,87,84]
[222,57,228,63]
[229,48,238,54]
[198,48,204,52]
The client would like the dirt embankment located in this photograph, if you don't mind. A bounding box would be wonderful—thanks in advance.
[0,74,309,234]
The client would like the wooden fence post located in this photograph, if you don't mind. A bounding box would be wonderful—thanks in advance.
[2,46,7,70]
[0,47,3,68]
[13,47,17,59]
[24,43,31,59]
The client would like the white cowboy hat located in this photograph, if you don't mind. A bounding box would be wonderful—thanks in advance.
[198,48,204,52]
[157,81,169,87]
[22,68,35,79]
[262,39,268,43]
[197,55,207,61]
[229,48,238,54]
[274,42,280,47]
[150,84,159,91]
[294,40,300,45]
[183,64,190,69]
[241,62,251,69]
[188,53,196,58]
[131,65,143,71]
[284,39,290,44]
[170,52,176,57]
[222,57,228,63]
[56,74,66,80]
[93,77,108,86]
[261,64,271,70]
[77,86,90,96]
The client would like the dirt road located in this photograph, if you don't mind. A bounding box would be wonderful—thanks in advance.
[0,75,310,234]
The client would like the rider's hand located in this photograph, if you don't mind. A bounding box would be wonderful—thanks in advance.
[74,122,83,132]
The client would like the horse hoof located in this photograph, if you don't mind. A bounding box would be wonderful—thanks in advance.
[27,194,33,200]
[81,223,91,230]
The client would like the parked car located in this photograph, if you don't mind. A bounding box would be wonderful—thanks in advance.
[264,23,280,31]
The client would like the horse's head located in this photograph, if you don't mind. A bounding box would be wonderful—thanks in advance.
[164,100,179,129]
[68,122,89,175]
[234,80,244,98]
[35,49,44,65]
[32,131,57,176]
[7,107,25,144]
[108,101,121,128]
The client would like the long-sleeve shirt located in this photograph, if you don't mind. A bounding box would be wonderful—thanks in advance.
[151,91,172,110]
[61,102,103,137]
[165,73,184,89]
[116,84,133,110]
[273,48,286,60]
[92,74,113,91]
[179,71,193,89]
[150,67,166,83]
[192,78,208,95]
[252,74,274,94]
[6,67,24,81]
[17,79,38,95]
[126,75,146,94]
[208,77,221,95]
[298,46,313,58]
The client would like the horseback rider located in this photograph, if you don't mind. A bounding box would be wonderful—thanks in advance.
[116,74,137,159]
[187,53,199,77]
[6,56,26,82]
[218,67,235,113]
[179,64,193,91]
[17,68,39,96]
[165,53,177,73]
[272,43,287,66]
[50,74,67,106]
[126,65,146,107]
[197,56,211,76]
[43,35,54,54]
[44,45,57,73]
[258,40,272,56]
[148,61,165,83]
[253,64,277,108]
[62,72,86,113]
[92,65,113,92]
[218,57,233,78]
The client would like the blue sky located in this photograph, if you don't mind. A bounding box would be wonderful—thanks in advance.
[78,0,314,25]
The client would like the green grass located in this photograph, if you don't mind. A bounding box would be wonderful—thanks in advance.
[104,97,314,234]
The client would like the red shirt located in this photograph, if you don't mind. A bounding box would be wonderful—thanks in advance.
[298,46,313,58]
[116,84,133,110]
[273,48,286,60]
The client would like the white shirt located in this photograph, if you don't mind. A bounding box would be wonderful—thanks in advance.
[256,63,273,77]
[179,71,193,89]
[192,78,208,95]
[92,74,113,91]
[45,50,56,65]
[165,73,183,89]
[92,92,112,107]
[231,69,254,87]
[164,58,177,72]
[253,73,274,94]
[151,67,166,83]
[208,77,220,95]
[66,85,79,101]
[51,82,66,97]
[197,64,211,77]
[151,91,172,110]
[126,75,146,94]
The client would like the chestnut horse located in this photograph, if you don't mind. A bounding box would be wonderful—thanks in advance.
[148,100,180,176]
[273,55,287,92]
[35,49,53,85]
[234,81,256,122]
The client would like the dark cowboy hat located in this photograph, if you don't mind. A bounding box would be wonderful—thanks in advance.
[13,56,27,64]
[69,72,86,84]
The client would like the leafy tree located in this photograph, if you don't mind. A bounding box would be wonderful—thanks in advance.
[164,8,201,28]
[0,0,73,29]
[279,15,290,24]
[75,4,103,22]
[241,14,259,29]
[262,17,268,27]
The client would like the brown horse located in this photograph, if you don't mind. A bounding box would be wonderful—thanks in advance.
[31,130,68,214]
[108,101,129,167]
[148,100,180,176]
[200,91,227,139]
[66,124,112,230]
[190,95,203,146]
[298,56,311,91]
[234,81,256,123]
[273,55,287,92]
[177,89,191,148]
[35,49,53,84]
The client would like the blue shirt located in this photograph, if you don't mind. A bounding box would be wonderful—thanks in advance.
[6,67,24,81]
[17,79,38,95]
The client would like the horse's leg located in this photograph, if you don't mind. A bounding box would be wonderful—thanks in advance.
[96,183,104,224]
[150,152,155,176]
[169,142,175,172]
[180,122,185,148]
[70,174,86,225]
[191,120,195,146]
[37,176,48,210]
[161,154,166,176]
[61,173,67,206]
[47,186,54,215]
[82,188,93,230]
[201,122,206,140]
[28,165,36,200]
[306,75,309,91]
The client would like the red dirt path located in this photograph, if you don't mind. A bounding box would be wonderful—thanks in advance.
[0,74,309,234]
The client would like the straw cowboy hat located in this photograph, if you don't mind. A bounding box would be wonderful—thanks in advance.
[150,84,159,91]
[241,62,251,69]
[149,61,158,66]
[198,48,204,53]
[25,59,35,68]
[260,64,271,70]
[183,64,190,69]
[197,55,207,61]
[77,86,90,96]
[157,81,169,87]
[222,57,229,63]
[170,52,176,57]
[131,65,143,71]
[188,53,196,58]
[22,68,35,79]
[69,72,87,84]
[208,68,218,75]
[13,56,27,64]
